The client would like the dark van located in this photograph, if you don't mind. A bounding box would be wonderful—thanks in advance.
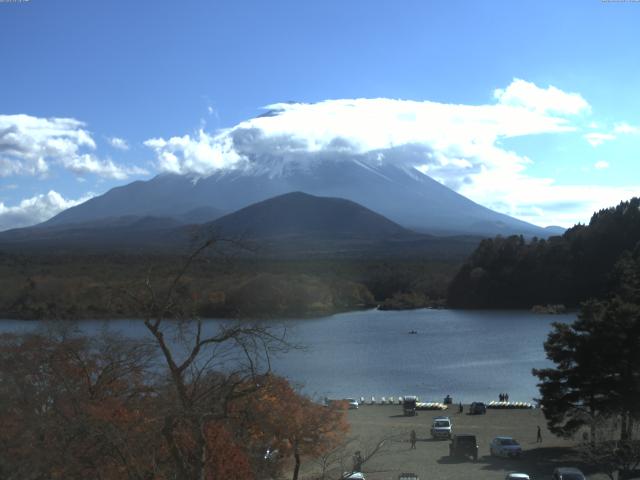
[403,396,417,416]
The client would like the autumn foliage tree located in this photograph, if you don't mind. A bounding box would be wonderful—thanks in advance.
[0,239,352,479]
[0,329,159,480]
[231,374,350,480]
[0,329,349,480]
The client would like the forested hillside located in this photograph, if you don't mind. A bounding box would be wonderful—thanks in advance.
[0,253,460,320]
[448,198,640,308]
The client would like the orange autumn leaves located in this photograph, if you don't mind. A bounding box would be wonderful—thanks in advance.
[230,375,350,480]
[0,332,160,479]
[0,333,349,480]
[237,375,349,449]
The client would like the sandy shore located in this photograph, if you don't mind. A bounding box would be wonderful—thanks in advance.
[304,404,606,480]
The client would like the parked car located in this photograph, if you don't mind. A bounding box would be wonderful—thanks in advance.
[398,474,419,480]
[343,472,366,480]
[552,467,586,480]
[469,402,487,415]
[345,398,359,409]
[449,434,478,461]
[506,473,530,480]
[263,447,280,461]
[490,436,522,458]
[431,416,452,440]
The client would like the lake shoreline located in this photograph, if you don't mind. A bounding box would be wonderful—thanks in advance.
[0,301,573,322]
[0,309,573,403]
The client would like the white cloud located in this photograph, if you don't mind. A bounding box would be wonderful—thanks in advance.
[493,78,590,116]
[584,132,616,147]
[0,190,94,231]
[0,114,144,179]
[614,122,640,135]
[581,121,640,147]
[59,154,147,180]
[0,114,92,176]
[144,80,586,180]
[594,160,610,169]
[144,130,241,175]
[143,79,638,227]
[108,136,129,150]
[460,178,638,228]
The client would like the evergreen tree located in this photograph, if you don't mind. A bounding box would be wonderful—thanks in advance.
[533,249,640,441]
[448,197,640,308]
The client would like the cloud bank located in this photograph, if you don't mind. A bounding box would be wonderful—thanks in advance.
[145,79,588,181]
[143,78,637,227]
[0,190,94,231]
[0,115,145,179]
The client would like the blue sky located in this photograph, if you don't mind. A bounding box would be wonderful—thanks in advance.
[1,0,639,230]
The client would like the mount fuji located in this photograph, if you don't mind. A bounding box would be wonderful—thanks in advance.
[43,156,551,238]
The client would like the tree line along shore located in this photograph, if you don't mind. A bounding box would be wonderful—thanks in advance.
[3,198,639,321]
[0,253,456,320]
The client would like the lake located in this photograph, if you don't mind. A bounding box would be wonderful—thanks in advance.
[0,308,573,404]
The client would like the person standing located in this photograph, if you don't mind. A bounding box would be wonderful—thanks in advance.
[459,402,463,413]
[353,450,363,471]
[536,425,542,443]
[410,429,417,449]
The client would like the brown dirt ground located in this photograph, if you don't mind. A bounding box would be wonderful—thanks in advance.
[300,404,608,480]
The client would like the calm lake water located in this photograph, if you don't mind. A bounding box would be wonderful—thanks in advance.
[0,309,574,404]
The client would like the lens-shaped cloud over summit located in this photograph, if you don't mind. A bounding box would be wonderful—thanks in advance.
[145,79,588,183]
[144,78,633,227]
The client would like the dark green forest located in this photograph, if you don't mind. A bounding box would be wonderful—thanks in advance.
[448,197,640,308]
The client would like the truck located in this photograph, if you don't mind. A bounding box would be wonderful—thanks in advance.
[403,396,417,416]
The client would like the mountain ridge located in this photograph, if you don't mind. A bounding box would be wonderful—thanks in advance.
[206,191,416,240]
[42,157,555,238]
[0,191,483,259]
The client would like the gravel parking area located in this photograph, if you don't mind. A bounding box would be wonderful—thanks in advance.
[323,404,605,480]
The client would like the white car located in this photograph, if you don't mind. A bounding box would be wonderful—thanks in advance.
[343,472,365,480]
[431,416,452,439]
[345,398,359,409]
[506,474,530,480]
[490,436,522,458]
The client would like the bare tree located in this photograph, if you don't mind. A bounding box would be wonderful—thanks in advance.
[312,438,358,480]
[125,237,292,479]
[308,431,407,480]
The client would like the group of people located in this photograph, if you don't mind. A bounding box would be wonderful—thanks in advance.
[498,392,510,402]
